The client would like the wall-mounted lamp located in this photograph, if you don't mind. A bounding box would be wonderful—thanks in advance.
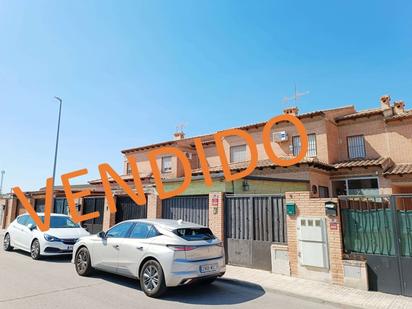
[242,180,250,191]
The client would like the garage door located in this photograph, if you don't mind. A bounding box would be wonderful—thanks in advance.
[115,196,147,224]
[162,195,209,226]
[83,197,105,234]
[225,194,287,271]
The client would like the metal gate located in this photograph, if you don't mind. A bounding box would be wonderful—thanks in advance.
[35,199,45,212]
[82,197,105,234]
[162,195,209,226]
[339,195,412,296]
[115,196,147,224]
[54,198,68,214]
[225,194,287,271]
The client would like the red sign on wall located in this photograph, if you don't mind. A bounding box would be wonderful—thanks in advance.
[330,222,338,230]
[211,193,220,206]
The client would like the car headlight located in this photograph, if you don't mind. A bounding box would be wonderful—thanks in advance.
[44,234,61,242]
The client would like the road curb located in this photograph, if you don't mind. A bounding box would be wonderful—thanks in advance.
[219,277,361,309]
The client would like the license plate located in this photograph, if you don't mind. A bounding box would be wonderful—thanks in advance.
[67,245,73,251]
[200,263,218,273]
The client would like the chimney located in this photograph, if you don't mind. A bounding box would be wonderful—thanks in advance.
[174,131,185,140]
[380,95,391,110]
[283,107,299,116]
[393,100,405,115]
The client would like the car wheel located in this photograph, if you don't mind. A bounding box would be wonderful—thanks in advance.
[140,260,167,298]
[31,239,41,260]
[200,276,218,285]
[75,247,93,276]
[3,233,13,251]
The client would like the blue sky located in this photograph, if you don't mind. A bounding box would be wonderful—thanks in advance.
[0,0,411,192]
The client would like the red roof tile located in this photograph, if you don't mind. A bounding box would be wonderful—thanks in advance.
[335,108,383,122]
[333,157,390,169]
[384,163,412,175]
[192,157,334,175]
[385,110,412,122]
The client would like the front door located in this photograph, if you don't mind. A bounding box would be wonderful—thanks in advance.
[92,222,134,273]
[117,223,154,277]
[12,215,28,248]
[20,216,36,251]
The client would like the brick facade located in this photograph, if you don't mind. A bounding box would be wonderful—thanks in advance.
[117,97,412,198]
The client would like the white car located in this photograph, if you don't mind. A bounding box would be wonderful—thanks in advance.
[72,219,226,297]
[3,213,90,260]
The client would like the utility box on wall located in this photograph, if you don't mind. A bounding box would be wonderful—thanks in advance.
[286,202,296,216]
[297,217,329,269]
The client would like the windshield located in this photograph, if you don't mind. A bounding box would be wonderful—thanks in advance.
[174,228,215,241]
[39,216,80,229]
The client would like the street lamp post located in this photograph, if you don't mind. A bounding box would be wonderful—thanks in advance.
[51,97,63,210]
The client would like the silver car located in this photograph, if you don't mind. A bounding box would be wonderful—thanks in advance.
[72,219,226,297]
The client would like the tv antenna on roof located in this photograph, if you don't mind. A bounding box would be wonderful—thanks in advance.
[176,123,186,133]
[282,84,310,105]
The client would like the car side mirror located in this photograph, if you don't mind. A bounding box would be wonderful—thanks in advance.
[27,224,36,231]
[97,231,106,239]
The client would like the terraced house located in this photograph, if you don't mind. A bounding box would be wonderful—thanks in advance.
[95,95,411,205]
[2,95,412,295]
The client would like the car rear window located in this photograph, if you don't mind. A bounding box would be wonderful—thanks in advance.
[174,228,215,241]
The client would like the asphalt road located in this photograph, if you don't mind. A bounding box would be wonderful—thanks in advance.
[0,245,339,309]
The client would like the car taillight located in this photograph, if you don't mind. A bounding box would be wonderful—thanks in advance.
[167,245,197,251]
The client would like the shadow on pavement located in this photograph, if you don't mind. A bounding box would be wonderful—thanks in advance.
[7,249,72,263]
[90,270,266,305]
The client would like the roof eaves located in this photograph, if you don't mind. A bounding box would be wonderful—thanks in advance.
[385,110,412,123]
[335,109,383,122]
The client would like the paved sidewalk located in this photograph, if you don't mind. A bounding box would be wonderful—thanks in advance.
[223,265,412,309]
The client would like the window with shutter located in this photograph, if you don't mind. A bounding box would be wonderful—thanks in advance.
[161,156,172,173]
[347,135,366,159]
[230,145,247,163]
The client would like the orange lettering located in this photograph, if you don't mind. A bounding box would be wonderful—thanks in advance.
[147,147,192,199]
[262,114,308,166]
[61,168,97,224]
[214,128,258,181]
[194,138,212,186]
[98,156,146,212]
[12,178,53,232]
